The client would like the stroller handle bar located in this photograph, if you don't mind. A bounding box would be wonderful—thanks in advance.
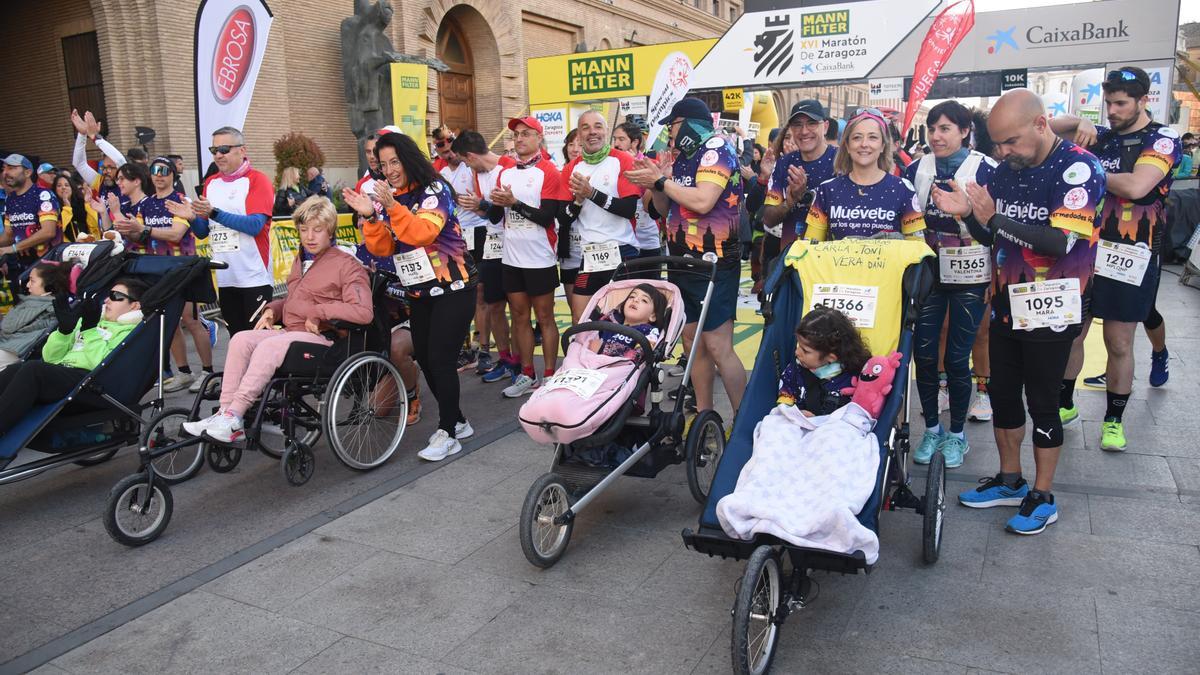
[614,255,717,282]
[561,320,656,363]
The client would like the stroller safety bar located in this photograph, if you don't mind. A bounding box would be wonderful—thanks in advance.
[613,255,717,282]
[560,321,656,360]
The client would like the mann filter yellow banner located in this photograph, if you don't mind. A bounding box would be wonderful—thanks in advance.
[390,62,430,158]
[527,39,716,106]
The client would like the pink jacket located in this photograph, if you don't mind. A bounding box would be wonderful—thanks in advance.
[266,247,372,332]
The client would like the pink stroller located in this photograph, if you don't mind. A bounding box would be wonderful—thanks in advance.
[517,256,728,568]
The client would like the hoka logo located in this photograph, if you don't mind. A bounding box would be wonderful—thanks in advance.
[995,198,1049,223]
[829,205,896,221]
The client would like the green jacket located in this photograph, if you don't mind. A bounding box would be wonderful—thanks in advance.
[42,311,143,371]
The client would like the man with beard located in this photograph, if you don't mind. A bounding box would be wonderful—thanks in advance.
[1050,67,1181,452]
[0,153,62,287]
[932,89,1104,535]
[760,100,836,263]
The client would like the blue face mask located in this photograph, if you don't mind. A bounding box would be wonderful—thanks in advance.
[811,361,843,379]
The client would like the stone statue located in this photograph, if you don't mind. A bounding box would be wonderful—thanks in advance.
[340,0,448,173]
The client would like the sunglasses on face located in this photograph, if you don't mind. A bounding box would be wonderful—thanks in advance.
[434,137,455,148]
[150,164,172,176]
[107,290,133,302]
[208,144,244,156]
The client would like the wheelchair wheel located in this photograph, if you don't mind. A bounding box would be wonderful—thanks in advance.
[74,447,120,467]
[143,407,204,485]
[519,473,574,568]
[322,353,406,471]
[923,450,947,564]
[255,393,321,460]
[205,442,242,473]
[281,442,316,486]
[685,410,725,505]
[731,545,782,675]
[104,473,173,547]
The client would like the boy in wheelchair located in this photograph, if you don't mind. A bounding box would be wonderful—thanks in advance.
[0,277,147,456]
[183,197,373,443]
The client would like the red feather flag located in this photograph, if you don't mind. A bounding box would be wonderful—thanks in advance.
[902,0,975,135]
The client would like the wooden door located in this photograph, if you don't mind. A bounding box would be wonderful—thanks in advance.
[437,19,476,132]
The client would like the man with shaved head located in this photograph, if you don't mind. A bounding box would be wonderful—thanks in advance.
[931,88,1105,535]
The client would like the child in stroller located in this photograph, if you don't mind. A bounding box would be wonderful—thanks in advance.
[586,283,667,360]
[777,306,871,417]
[0,261,78,369]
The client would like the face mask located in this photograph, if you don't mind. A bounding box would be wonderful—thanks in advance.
[674,119,715,158]
[812,361,843,379]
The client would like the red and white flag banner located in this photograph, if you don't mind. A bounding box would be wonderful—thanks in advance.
[902,0,974,135]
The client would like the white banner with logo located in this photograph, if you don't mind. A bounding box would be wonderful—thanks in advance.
[646,52,695,152]
[194,0,274,171]
[532,107,569,168]
[869,78,904,101]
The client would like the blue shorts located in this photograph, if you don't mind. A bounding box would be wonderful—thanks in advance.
[1090,254,1160,323]
[670,264,740,332]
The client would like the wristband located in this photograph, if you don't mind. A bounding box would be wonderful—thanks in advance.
[653,176,667,192]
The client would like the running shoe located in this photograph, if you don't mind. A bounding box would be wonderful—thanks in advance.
[202,316,219,347]
[1083,373,1106,388]
[503,373,537,398]
[912,429,943,465]
[959,473,1030,508]
[1100,418,1127,452]
[937,384,950,414]
[417,429,462,462]
[1005,492,1058,535]
[968,392,993,422]
[1059,406,1079,426]
[162,372,193,393]
[482,361,517,384]
[457,348,478,373]
[182,411,224,437]
[204,410,244,444]
[406,396,422,426]
[474,352,494,376]
[938,435,969,469]
[666,356,688,377]
[1149,348,1169,387]
[455,419,474,440]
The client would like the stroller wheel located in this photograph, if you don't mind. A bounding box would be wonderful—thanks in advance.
[281,442,316,486]
[731,545,782,675]
[144,407,204,485]
[685,410,726,505]
[104,473,173,547]
[520,473,575,568]
[922,450,947,564]
[205,442,242,473]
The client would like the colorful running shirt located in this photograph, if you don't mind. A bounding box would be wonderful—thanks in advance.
[1091,123,1181,255]
[777,361,854,415]
[202,166,274,288]
[559,149,641,248]
[497,158,561,269]
[764,145,837,243]
[986,139,1105,339]
[666,136,744,269]
[368,181,477,299]
[596,312,661,360]
[806,174,926,241]
[128,192,196,256]
[3,185,61,260]
[904,152,997,288]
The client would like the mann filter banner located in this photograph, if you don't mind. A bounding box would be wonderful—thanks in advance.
[194,0,273,171]
[526,40,715,106]
[391,63,430,158]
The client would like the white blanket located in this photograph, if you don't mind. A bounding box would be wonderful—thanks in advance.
[716,402,882,564]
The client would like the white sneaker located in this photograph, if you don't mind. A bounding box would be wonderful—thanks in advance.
[188,374,211,394]
[968,391,993,422]
[503,373,537,398]
[205,411,245,443]
[418,429,462,461]
[182,411,223,437]
[454,420,474,440]
[162,372,193,393]
[937,384,950,414]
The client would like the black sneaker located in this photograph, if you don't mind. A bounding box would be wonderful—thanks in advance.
[457,348,479,373]
[1083,373,1106,387]
[474,352,494,376]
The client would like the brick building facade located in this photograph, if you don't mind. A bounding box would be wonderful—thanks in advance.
[0,0,871,192]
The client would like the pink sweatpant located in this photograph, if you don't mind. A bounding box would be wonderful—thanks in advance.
[219,329,332,417]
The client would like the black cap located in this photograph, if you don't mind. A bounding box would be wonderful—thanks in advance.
[787,99,827,124]
[657,97,712,125]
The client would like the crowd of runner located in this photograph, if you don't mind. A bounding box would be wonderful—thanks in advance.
[0,65,1184,535]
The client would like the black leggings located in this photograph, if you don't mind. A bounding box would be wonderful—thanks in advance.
[988,328,1073,448]
[408,288,476,433]
[219,285,273,336]
[0,361,89,439]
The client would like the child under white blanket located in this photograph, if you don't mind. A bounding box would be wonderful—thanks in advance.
[715,401,882,563]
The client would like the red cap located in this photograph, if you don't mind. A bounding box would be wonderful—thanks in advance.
[507,116,543,135]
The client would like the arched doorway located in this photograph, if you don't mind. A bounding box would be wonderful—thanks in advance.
[437,17,475,132]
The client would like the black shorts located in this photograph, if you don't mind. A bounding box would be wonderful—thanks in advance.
[559,266,579,288]
[573,244,640,296]
[470,227,486,262]
[988,326,1073,448]
[502,264,558,297]
[1090,253,1161,323]
[479,258,505,304]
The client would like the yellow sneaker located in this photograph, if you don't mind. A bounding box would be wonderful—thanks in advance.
[1100,419,1126,452]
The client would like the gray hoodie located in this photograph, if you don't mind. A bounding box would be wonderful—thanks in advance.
[0,295,57,356]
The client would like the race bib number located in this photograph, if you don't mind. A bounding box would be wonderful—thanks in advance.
[582,240,620,273]
[1094,240,1151,287]
[809,284,878,328]
[60,243,96,267]
[1008,278,1082,330]
[483,232,503,260]
[302,259,314,275]
[938,245,991,285]
[541,368,606,398]
[506,210,537,231]
[209,226,240,253]
[569,229,582,256]
[393,248,436,286]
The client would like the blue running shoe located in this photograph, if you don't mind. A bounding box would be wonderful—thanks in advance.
[912,429,943,465]
[1149,349,1169,387]
[959,474,1029,509]
[202,316,218,347]
[1006,492,1058,534]
[482,361,516,384]
[938,435,969,469]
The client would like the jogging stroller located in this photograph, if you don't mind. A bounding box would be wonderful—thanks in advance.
[680,238,941,674]
[516,256,727,568]
[0,243,221,488]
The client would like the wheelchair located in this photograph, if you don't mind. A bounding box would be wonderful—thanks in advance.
[105,271,409,546]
